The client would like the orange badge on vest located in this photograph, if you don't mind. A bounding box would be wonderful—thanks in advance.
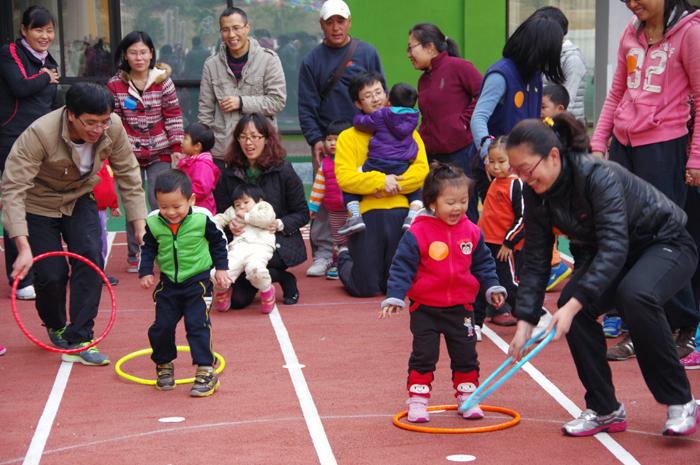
[514,91,524,108]
[428,241,449,261]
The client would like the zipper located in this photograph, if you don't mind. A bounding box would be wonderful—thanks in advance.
[446,229,454,303]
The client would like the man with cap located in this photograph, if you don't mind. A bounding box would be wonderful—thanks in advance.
[299,0,384,278]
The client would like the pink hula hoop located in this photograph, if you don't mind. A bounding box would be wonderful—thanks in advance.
[11,251,117,354]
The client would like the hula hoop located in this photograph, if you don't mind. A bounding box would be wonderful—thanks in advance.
[115,345,226,385]
[11,251,116,354]
[393,405,520,434]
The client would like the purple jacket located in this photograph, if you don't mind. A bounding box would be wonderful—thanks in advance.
[354,107,419,163]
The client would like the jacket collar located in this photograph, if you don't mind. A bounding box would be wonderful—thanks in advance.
[60,108,113,174]
[118,63,171,100]
[217,37,262,71]
[541,153,572,200]
[14,38,57,67]
[427,51,448,73]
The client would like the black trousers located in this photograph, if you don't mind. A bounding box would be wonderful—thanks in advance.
[26,194,103,344]
[562,233,696,414]
[228,252,297,309]
[149,276,214,366]
[408,304,479,375]
[473,242,520,326]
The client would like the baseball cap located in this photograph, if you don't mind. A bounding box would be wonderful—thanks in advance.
[320,0,351,21]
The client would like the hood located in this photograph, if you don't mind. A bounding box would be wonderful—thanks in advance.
[118,62,172,88]
[385,107,420,140]
[632,8,700,39]
[561,39,581,57]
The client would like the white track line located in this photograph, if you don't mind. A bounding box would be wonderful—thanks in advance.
[482,325,641,465]
[269,306,338,465]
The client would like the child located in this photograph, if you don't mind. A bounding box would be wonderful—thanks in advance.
[308,121,353,279]
[139,170,230,397]
[211,184,278,314]
[474,137,523,334]
[177,122,220,214]
[381,163,506,423]
[680,324,700,369]
[339,83,423,235]
[93,160,121,286]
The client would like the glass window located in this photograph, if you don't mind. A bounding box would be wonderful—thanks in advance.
[63,0,112,77]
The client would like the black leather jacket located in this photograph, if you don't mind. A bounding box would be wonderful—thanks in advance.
[514,152,689,324]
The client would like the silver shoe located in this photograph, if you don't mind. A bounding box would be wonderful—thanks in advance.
[337,216,366,236]
[562,404,627,437]
[663,399,698,436]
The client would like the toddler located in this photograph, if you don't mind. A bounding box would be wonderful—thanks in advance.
[177,122,220,214]
[93,160,121,285]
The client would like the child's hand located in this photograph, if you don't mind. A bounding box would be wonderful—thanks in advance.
[140,275,155,289]
[384,175,403,195]
[228,218,245,236]
[110,207,121,217]
[265,219,279,233]
[379,305,402,319]
[214,270,231,289]
[491,292,506,309]
[496,245,512,262]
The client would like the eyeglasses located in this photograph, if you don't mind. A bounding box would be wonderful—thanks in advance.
[77,116,112,131]
[220,25,248,34]
[238,133,265,143]
[359,89,386,102]
[406,42,421,53]
[126,50,151,58]
[510,156,544,178]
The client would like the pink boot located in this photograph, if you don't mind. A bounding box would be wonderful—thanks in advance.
[212,287,232,312]
[260,287,276,314]
[457,394,484,420]
[406,396,430,423]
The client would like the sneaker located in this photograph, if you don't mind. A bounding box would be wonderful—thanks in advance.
[603,315,623,338]
[47,327,70,349]
[675,328,696,360]
[325,266,339,280]
[680,350,700,370]
[106,274,119,286]
[15,284,36,300]
[402,214,413,231]
[474,325,483,342]
[61,342,110,366]
[0,344,6,356]
[212,287,232,312]
[562,404,627,436]
[546,262,572,292]
[663,399,698,436]
[127,258,139,273]
[607,334,635,361]
[534,310,553,340]
[155,363,175,391]
[490,312,517,326]
[406,396,430,423]
[260,287,276,314]
[457,394,484,420]
[337,216,366,236]
[306,257,332,277]
[190,366,220,397]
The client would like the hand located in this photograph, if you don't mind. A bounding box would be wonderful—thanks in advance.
[309,211,316,221]
[171,152,185,167]
[491,292,506,309]
[140,274,155,289]
[379,305,403,319]
[11,237,33,281]
[219,96,241,113]
[591,151,605,159]
[266,219,279,233]
[685,168,700,187]
[508,320,534,362]
[42,67,59,84]
[312,141,325,168]
[549,297,583,341]
[496,245,513,262]
[214,270,232,289]
[132,219,146,246]
[384,175,403,195]
[110,207,122,217]
[228,218,245,236]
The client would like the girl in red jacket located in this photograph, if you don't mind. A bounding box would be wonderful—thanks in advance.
[381,163,506,423]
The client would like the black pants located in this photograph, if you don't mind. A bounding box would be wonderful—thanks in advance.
[338,208,406,297]
[473,243,520,326]
[429,145,481,223]
[562,234,696,414]
[409,304,478,374]
[26,195,103,344]
[149,276,214,366]
[229,252,297,309]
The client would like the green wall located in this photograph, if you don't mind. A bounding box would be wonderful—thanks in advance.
[348,0,506,87]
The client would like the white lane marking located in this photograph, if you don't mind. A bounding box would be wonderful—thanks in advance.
[158,417,185,423]
[269,306,338,465]
[446,455,476,462]
[482,325,641,465]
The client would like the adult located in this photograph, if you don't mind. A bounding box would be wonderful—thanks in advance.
[590,0,700,360]
[507,114,698,437]
[534,6,588,123]
[0,5,59,300]
[183,36,210,79]
[108,30,184,273]
[335,72,429,297]
[2,82,147,365]
[199,6,286,172]
[213,113,308,309]
[298,0,384,278]
[406,23,482,221]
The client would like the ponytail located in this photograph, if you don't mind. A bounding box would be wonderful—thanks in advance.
[409,23,461,58]
[507,112,589,159]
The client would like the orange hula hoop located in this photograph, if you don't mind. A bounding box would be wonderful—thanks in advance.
[393,404,521,434]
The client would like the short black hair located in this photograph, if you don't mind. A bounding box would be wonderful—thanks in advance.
[185,123,215,152]
[115,31,157,72]
[20,5,55,33]
[389,83,417,108]
[154,169,193,198]
[325,120,352,137]
[533,6,568,35]
[348,71,386,103]
[543,84,570,110]
[231,183,265,204]
[65,82,114,117]
[220,7,248,24]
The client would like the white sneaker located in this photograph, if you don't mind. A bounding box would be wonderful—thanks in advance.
[534,310,552,340]
[306,258,332,277]
[474,325,483,342]
[15,284,36,300]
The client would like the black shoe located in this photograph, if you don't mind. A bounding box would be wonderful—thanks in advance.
[283,292,299,305]
[105,274,119,286]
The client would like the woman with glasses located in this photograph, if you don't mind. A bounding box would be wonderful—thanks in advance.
[0,5,60,302]
[107,30,184,273]
[507,113,698,437]
[213,113,308,310]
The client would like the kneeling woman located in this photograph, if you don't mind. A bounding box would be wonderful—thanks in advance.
[507,113,697,437]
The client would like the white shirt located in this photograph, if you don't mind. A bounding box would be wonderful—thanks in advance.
[73,142,95,175]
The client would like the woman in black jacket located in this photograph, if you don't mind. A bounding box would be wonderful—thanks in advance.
[506,113,698,437]
[214,113,309,309]
[0,6,59,299]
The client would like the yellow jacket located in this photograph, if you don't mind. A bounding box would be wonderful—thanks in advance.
[334,127,429,213]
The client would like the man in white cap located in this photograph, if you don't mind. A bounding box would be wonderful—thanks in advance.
[299,0,384,278]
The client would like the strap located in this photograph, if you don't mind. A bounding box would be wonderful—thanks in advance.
[320,38,359,101]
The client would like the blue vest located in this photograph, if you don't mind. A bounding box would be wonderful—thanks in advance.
[483,58,542,137]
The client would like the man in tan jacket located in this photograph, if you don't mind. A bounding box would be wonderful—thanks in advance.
[2,82,147,366]
[198,6,286,169]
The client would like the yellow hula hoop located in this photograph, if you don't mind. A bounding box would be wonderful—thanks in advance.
[393,405,520,434]
[115,345,226,386]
